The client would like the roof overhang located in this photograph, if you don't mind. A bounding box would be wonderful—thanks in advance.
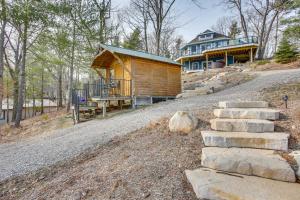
[92,43,181,67]
[91,49,116,68]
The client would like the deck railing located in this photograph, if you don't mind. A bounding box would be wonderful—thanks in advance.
[180,36,258,57]
[72,78,132,104]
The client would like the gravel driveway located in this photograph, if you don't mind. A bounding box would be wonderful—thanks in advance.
[1,69,300,181]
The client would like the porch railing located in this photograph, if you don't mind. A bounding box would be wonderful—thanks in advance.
[180,36,258,57]
[72,78,132,103]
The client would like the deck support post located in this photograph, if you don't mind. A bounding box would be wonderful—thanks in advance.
[225,51,228,67]
[250,48,253,63]
[205,54,208,71]
[102,101,107,117]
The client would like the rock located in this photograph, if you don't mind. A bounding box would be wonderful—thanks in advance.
[210,118,274,132]
[176,93,183,98]
[219,101,269,108]
[289,151,300,180]
[185,168,300,200]
[201,147,295,182]
[201,131,289,151]
[169,111,198,134]
[214,108,280,120]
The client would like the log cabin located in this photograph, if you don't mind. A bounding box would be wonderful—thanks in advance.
[89,44,182,108]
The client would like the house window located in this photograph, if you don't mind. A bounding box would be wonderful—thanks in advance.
[191,62,200,70]
[191,45,197,54]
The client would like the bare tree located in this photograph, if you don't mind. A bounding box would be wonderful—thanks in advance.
[147,0,176,55]
[211,16,233,35]
[223,0,249,38]
[0,0,7,118]
[224,0,291,59]
[122,0,150,52]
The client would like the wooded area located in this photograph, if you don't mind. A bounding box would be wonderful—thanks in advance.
[0,0,299,127]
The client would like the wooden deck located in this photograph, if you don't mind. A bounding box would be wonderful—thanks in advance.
[91,96,132,102]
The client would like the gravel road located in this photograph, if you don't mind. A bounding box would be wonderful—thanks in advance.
[0,69,300,181]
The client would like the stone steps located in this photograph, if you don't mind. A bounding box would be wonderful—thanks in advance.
[201,131,289,151]
[201,147,295,182]
[210,118,274,133]
[214,108,280,120]
[219,101,269,108]
[185,168,300,200]
[185,101,297,199]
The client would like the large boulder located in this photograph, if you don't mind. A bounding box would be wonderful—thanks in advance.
[185,168,300,200]
[289,151,300,180]
[169,111,198,134]
[201,147,295,182]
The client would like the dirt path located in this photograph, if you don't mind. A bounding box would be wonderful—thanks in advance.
[1,68,300,181]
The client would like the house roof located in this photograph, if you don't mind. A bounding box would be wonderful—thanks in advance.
[98,44,181,66]
[186,30,230,46]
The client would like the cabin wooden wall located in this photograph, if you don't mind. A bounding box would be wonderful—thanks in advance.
[131,57,181,97]
[110,56,132,80]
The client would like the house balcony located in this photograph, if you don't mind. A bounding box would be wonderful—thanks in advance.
[179,36,258,58]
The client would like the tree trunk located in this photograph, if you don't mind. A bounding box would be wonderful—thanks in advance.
[14,23,28,127]
[12,79,18,121]
[67,15,76,112]
[58,65,63,108]
[0,0,7,119]
[143,20,148,52]
[274,14,279,53]
[41,67,44,114]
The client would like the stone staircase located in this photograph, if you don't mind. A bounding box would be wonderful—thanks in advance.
[186,101,300,200]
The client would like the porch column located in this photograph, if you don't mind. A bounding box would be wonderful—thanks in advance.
[205,54,208,71]
[225,51,228,67]
[250,48,253,62]
[189,60,191,70]
[106,67,110,82]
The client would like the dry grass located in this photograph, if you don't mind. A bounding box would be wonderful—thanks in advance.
[0,110,73,144]
[261,82,300,149]
[0,109,213,200]
[219,72,253,86]
[250,59,300,71]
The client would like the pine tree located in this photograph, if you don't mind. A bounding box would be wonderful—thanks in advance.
[123,28,142,50]
[228,21,241,39]
[275,37,299,63]
[282,0,300,41]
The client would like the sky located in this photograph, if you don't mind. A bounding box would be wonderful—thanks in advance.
[113,0,231,42]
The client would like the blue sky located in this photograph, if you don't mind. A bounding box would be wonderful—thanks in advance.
[113,0,230,42]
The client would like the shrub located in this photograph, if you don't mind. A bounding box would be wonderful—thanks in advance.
[41,114,49,121]
[275,37,299,64]
[256,60,270,65]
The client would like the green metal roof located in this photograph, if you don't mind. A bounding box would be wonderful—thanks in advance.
[100,44,181,66]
